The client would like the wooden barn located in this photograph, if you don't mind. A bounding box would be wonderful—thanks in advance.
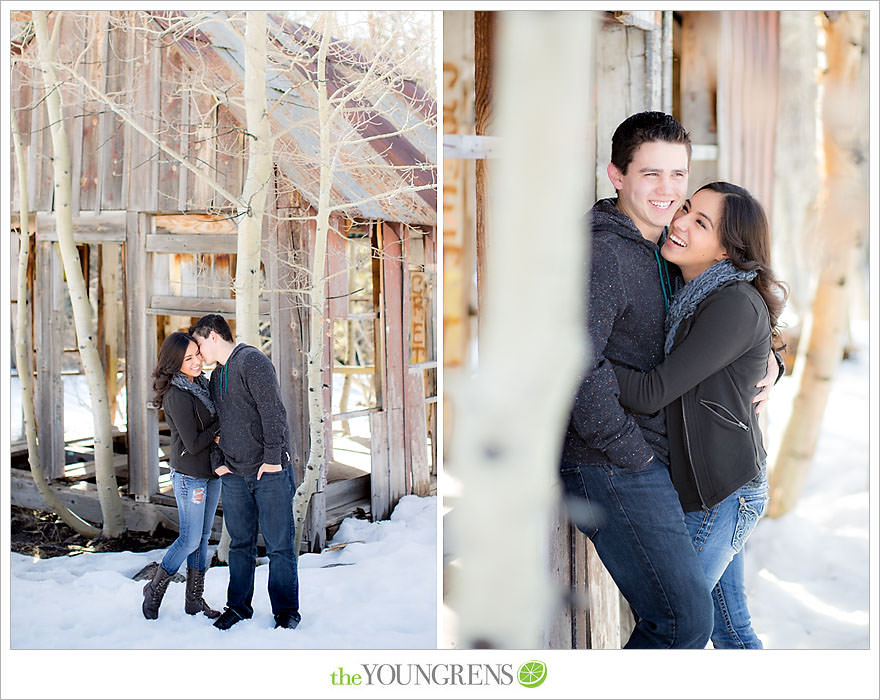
[443,9,796,648]
[9,10,437,552]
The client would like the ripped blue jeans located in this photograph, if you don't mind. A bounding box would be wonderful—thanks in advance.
[160,470,222,574]
[685,470,769,648]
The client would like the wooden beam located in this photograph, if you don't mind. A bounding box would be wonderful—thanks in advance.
[62,452,128,479]
[145,233,238,254]
[153,213,238,235]
[11,468,223,537]
[148,295,268,316]
[36,212,127,242]
[443,134,501,160]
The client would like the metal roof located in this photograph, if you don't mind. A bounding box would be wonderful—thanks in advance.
[152,11,437,226]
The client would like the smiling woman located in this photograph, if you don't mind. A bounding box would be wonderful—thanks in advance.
[661,188,728,282]
[612,181,788,649]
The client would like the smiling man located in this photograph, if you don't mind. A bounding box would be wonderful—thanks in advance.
[558,112,715,648]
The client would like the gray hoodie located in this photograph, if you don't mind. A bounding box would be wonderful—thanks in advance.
[560,198,679,470]
[208,344,290,476]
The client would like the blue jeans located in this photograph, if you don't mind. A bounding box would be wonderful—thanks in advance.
[161,471,222,574]
[560,460,713,649]
[220,463,300,620]
[685,474,768,649]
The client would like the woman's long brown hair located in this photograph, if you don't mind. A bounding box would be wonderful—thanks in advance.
[151,331,196,407]
[696,182,789,344]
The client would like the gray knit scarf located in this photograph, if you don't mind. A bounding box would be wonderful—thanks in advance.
[171,372,216,416]
[664,260,757,355]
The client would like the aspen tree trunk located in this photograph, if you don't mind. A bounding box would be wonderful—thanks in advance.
[34,11,125,537]
[768,10,868,518]
[11,101,100,539]
[448,11,593,648]
[234,10,272,345]
[208,11,274,563]
[292,12,333,554]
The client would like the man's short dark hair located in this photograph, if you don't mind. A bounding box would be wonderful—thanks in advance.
[611,111,691,174]
[189,314,234,342]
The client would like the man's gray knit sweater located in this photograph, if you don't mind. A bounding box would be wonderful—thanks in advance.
[560,198,675,470]
[208,344,290,476]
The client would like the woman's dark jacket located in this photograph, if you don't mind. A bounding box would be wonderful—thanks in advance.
[163,384,220,479]
[614,281,770,511]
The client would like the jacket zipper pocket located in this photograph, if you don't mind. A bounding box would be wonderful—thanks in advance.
[699,399,749,431]
[681,401,708,510]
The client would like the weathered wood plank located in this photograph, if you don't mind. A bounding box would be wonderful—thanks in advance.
[546,507,573,649]
[369,410,391,521]
[325,472,370,503]
[157,49,184,212]
[326,221,350,319]
[215,103,243,210]
[148,295,269,316]
[153,213,238,235]
[11,468,223,538]
[586,537,623,649]
[571,527,589,648]
[381,223,407,505]
[125,212,159,499]
[62,452,129,479]
[98,243,122,422]
[35,240,65,480]
[35,212,127,242]
[405,368,431,497]
[146,233,239,254]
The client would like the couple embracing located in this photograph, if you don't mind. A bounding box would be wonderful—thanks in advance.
[561,111,788,649]
[141,314,301,631]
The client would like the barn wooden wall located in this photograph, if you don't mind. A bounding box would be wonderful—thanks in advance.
[10,11,248,218]
[10,10,437,547]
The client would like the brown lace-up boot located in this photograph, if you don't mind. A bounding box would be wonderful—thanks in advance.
[142,565,174,620]
[185,567,221,619]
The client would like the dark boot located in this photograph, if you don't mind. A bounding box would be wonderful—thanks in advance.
[142,565,174,620]
[185,567,221,619]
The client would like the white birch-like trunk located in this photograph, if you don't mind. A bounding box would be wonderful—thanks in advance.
[34,11,125,538]
[768,11,868,518]
[447,12,593,648]
[292,13,333,554]
[210,11,274,563]
[234,10,272,345]
[11,101,100,539]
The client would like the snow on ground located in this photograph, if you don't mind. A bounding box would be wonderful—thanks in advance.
[7,325,873,651]
[9,495,437,649]
[747,320,871,649]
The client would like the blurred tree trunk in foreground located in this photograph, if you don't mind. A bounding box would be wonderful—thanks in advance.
[448,11,593,648]
[768,10,868,519]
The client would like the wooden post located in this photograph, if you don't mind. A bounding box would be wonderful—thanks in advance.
[474,11,495,315]
[381,222,407,508]
[35,239,65,479]
[442,11,475,370]
[125,212,158,499]
[369,410,392,521]
[98,244,121,425]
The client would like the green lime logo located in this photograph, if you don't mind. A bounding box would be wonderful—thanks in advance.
[517,660,547,688]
